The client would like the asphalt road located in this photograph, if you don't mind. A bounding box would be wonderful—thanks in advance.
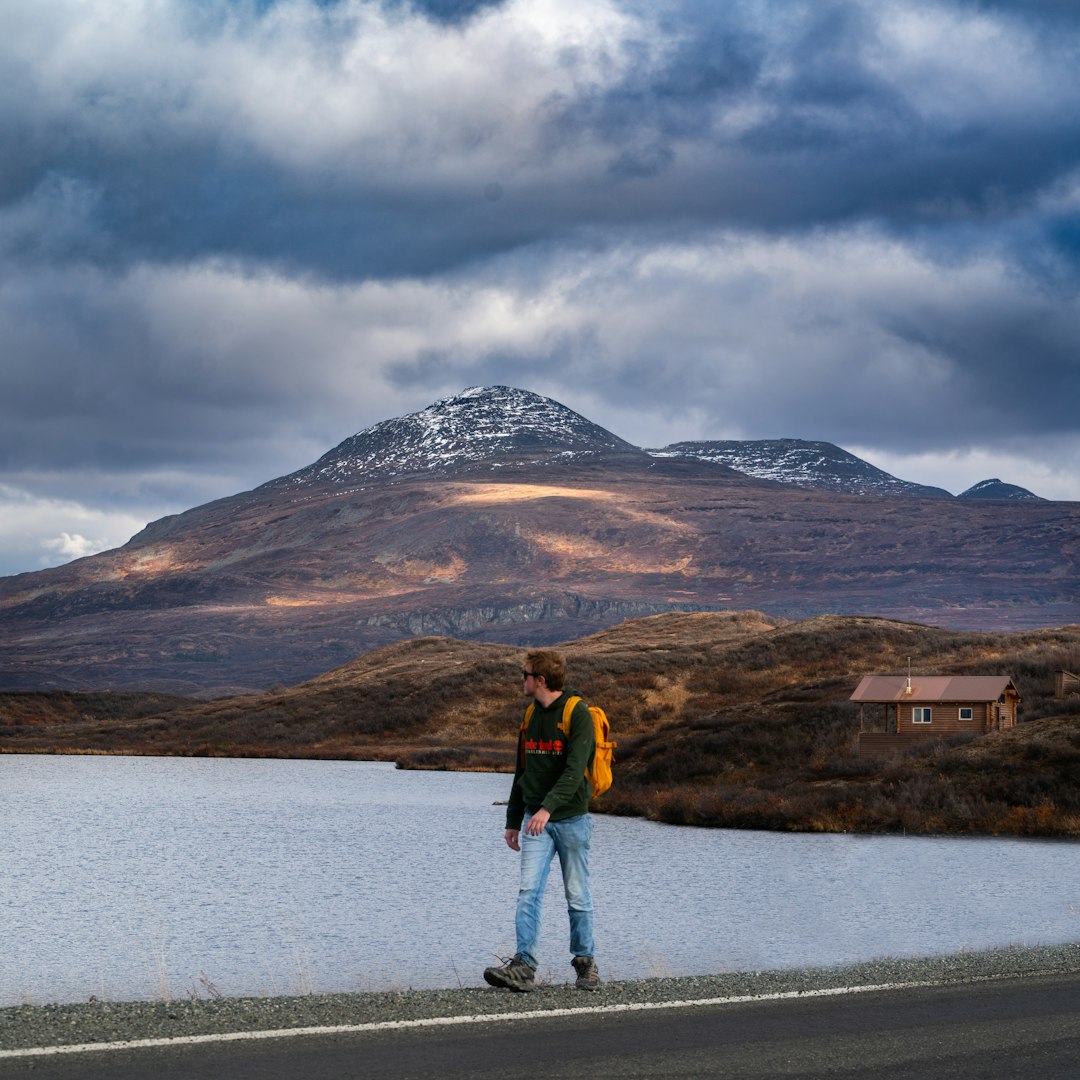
[5,971,1078,1080]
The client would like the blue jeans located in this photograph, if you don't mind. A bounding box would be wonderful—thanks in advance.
[516,812,595,968]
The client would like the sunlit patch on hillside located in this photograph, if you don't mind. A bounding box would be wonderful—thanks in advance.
[118,547,200,576]
[452,483,700,547]
[450,484,618,505]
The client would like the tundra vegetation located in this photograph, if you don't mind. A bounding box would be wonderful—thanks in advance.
[2,612,1078,837]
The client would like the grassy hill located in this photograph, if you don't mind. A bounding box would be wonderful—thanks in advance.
[2,612,1078,836]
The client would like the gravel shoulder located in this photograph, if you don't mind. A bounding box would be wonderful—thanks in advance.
[3,943,1079,1053]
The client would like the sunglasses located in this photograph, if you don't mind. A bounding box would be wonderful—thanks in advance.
[521,670,540,680]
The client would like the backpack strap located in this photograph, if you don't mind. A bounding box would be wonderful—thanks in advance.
[556,695,581,737]
[518,702,536,771]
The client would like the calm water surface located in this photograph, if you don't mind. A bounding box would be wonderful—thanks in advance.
[1,755,1077,1005]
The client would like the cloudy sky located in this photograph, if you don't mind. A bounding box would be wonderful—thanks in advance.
[3,0,1080,576]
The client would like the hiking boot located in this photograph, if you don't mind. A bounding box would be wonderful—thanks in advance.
[572,955,601,991]
[483,954,537,992]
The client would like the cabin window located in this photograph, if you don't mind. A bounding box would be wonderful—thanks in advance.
[959,707,973,721]
[913,707,932,724]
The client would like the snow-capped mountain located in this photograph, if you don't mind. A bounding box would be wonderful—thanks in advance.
[278,386,646,487]
[277,389,1027,499]
[1,385,1074,693]
[649,439,953,498]
[958,479,1043,501]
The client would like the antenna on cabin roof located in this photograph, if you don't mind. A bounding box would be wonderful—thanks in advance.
[904,657,913,694]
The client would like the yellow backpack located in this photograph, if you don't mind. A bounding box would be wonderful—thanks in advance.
[520,694,616,798]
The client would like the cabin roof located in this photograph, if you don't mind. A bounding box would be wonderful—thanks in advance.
[849,675,1019,703]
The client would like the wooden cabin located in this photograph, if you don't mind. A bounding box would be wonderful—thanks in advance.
[1056,670,1080,698]
[851,675,1021,758]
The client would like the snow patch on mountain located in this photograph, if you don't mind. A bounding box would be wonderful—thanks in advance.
[650,439,954,498]
[958,478,1043,501]
[279,386,641,486]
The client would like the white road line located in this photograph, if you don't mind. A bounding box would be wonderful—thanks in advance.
[0,980,942,1059]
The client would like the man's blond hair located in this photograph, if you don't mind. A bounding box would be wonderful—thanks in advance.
[525,650,566,691]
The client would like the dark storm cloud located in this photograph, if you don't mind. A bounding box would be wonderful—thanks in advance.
[2,0,1080,574]
[3,0,1075,278]
[879,290,1080,433]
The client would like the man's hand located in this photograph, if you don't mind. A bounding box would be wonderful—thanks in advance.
[505,828,521,851]
[524,808,551,836]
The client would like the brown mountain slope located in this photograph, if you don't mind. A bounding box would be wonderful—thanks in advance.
[3,613,1078,835]
[1,464,1078,693]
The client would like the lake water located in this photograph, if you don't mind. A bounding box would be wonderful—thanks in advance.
[1,755,1077,1006]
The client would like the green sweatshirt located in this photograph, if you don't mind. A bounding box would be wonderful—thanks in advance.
[506,688,595,829]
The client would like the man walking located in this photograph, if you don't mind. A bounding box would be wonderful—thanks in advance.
[484,650,601,993]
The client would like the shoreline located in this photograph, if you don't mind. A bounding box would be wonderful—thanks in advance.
[3,942,1079,1055]
[4,747,1078,838]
